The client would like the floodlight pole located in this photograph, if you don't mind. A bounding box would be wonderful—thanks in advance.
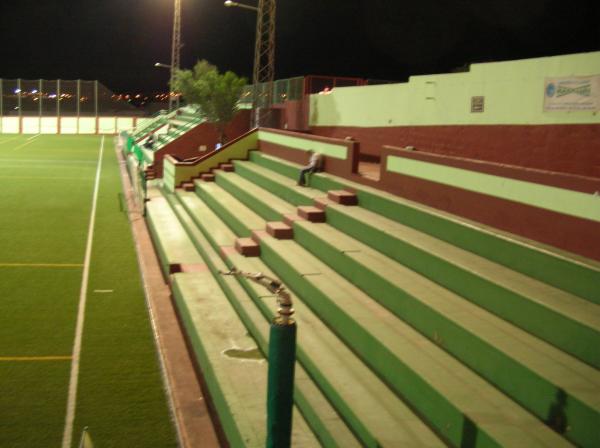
[224,0,276,129]
[169,0,182,112]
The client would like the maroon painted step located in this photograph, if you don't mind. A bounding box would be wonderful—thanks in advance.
[235,237,261,257]
[327,190,358,205]
[266,222,294,239]
[200,173,216,182]
[181,182,195,192]
[297,206,326,223]
[220,163,235,172]
[283,214,305,227]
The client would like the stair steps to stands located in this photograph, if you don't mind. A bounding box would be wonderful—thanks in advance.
[146,193,323,447]
[170,184,573,447]
[200,168,600,447]
[250,151,600,305]
[166,191,438,447]
[232,158,600,368]
[141,147,600,446]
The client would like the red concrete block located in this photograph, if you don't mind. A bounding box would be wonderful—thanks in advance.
[235,237,261,257]
[283,214,304,227]
[266,222,293,239]
[251,230,269,244]
[200,173,215,182]
[181,182,195,191]
[313,197,330,211]
[220,163,235,172]
[180,263,209,273]
[328,190,358,205]
[297,206,326,223]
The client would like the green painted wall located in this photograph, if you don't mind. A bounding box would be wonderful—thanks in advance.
[258,130,347,159]
[387,156,600,222]
[310,51,600,126]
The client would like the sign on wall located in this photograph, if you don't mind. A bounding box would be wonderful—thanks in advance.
[471,96,485,113]
[544,75,600,111]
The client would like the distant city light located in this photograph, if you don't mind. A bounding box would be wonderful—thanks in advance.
[14,88,21,94]
[31,89,38,94]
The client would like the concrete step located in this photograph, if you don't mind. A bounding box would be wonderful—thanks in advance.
[145,194,204,276]
[167,191,439,446]
[200,173,215,182]
[248,151,600,306]
[171,272,321,447]
[266,222,293,239]
[181,182,195,191]
[327,189,358,205]
[219,163,235,172]
[203,167,600,446]
[297,206,326,223]
[176,182,580,448]
[253,231,571,448]
[235,237,260,257]
[233,156,600,370]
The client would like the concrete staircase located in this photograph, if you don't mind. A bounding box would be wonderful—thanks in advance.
[144,150,600,447]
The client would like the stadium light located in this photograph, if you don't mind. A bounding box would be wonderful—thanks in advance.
[224,0,258,12]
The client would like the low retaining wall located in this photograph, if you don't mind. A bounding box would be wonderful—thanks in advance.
[379,146,600,261]
[0,116,138,134]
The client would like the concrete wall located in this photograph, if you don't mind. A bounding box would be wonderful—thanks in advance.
[310,52,600,126]
[0,116,137,134]
[309,52,600,177]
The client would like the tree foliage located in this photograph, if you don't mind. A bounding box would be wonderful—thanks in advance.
[172,60,247,143]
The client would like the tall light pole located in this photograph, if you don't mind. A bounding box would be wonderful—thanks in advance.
[225,0,276,128]
[169,0,182,111]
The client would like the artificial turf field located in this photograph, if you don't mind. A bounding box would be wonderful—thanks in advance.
[0,134,177,447]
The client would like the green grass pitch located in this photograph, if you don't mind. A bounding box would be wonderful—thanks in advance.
[0,134,177,447]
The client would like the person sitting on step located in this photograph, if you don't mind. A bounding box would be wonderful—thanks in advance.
[297,150,323,187]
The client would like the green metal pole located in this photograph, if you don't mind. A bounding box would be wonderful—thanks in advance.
[266,317,296,448]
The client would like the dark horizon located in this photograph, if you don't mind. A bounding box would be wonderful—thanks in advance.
[1,0,599,94]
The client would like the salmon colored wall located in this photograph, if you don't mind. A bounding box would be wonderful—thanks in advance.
[312,124,600,177]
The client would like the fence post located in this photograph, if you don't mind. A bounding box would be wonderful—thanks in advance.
[57,79,61,134]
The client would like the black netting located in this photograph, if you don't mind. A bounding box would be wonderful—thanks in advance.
[59,80,78,115]
[79,81,96,116]
[2,79,19,116]
[97,82,137,116]
[41,80,59,116]
[20,80,42,114]
[1,79,139,117]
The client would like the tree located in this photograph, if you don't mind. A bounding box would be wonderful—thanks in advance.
[172,60,247,144]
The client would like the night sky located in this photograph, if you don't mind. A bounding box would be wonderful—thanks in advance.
[1,0,599,94]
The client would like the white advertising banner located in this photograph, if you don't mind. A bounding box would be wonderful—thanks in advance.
[544,75,600,111]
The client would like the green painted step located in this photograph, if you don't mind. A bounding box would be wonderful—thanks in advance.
[171,272,320,448]
[170,190,444,447]
[145,194,204,275]
[323,201,600,369]
[233,156,600,369]
[292,219,600,447]
[248,151,600,305]
[195,178,265,237]
[173,186,570,447]
[255,233,572,448]
[166,195,361,448]
[200,169,600,446]
[214,171,295,222]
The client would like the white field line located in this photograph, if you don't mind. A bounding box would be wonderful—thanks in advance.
[12,134,40,151]
[61,135,105,448]
[0,135,21,146]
